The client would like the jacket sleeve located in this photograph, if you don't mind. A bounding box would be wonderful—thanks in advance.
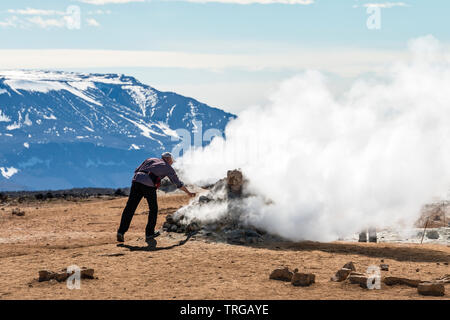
[167,168,184,188]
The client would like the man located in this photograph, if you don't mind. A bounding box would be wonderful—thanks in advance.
[117,152,196,243]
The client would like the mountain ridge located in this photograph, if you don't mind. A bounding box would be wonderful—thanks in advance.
[0,70,235,190]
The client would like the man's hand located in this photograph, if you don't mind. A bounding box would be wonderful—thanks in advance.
[180,186,196,198]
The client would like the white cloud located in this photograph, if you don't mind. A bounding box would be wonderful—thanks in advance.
[0,48,413,77]
[186,0,314,3]
[7,8,66,15]
[1,7,80,29]
[354,2,408,8]
[78,0,313,4]
[0,16,18,28]
[26,16,66,28]
[87,9,112,14]
[78,0,144,4]
[86,18,100,27]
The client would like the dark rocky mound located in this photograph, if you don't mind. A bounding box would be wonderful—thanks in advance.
[162,170,282,245]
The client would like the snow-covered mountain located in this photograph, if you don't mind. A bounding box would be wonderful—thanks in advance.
[0,70,235,191]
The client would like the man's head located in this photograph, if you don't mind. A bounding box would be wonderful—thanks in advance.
[161,152,174,165]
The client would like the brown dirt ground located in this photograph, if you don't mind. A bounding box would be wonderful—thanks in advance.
[0,194,449,300]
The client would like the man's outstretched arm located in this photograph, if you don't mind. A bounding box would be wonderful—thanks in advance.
[166,170,196,197]
[180,185,196,198]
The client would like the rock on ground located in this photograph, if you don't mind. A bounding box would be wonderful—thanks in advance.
[269,267,293,282]
[38,267,95,282]
[348,275,369,289]
[383,276,421,288]
[426,230,440,239]
[331,268,352,282]
[342,261,356,272]
[417,282,445,296]
[379,264,389,271]
[291,273,315,287]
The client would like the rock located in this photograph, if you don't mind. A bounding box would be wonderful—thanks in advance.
[383,276,421,288]
[331,268,352,282]
[55,272,69,282]
[199,195,212,203]
[11,208,25,216]
[416,268,420,272]
[348,275,369,289]
[269,267,293,282]
[81,268,95,279]
[186,222,200,233]
[380,264,389,271]
[368,227,377,243]
[114,188,126,196]
[291,273,315,287]
[358,231,367,242]
[38,270,56,282]
[169,225,178,232]
[434,276,450,284]
[39,268,95,282]
[244,229,261,238]
[426,230,439,240]
[343,262,356,272]
[226,170,243,197]
[227,237,246,245]
[417,282,445,296]
[166,214,175,224]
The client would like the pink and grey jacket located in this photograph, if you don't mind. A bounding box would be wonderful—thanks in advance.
[132,157,184,189]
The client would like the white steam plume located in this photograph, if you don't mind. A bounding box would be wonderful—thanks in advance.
[176,35,450,241]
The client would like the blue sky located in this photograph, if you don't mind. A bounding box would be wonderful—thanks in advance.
[1,0,449,112]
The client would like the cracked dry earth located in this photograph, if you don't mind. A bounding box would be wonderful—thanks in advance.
[0,194,449,300]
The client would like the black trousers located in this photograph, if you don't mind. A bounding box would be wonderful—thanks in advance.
[117,182,158,237]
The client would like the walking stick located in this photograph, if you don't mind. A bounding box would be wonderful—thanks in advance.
[420,217,429,244]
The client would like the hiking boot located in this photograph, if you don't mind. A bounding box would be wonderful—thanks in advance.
[117,232,125,242]
[145,231,160,242]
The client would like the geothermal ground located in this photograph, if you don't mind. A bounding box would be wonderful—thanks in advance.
[0,192,449,300]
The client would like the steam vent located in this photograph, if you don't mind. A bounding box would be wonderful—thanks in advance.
[162,169,282,245]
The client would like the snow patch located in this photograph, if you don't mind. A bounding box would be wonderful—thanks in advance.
[43,114,57,120]
[6,122,21,130]
[155,121,179,139]
[122,85,158,117]
[129,144,141,150]
[0,109,11,122]
[24,113,32,126]
[0,167,19,179]
[118,114,163,142]
[4,79,102,106]
[69,81,96,91]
